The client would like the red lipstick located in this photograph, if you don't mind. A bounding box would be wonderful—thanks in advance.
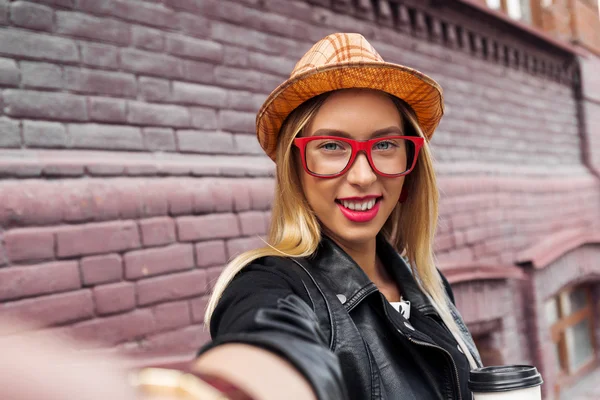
[336,196,381,223]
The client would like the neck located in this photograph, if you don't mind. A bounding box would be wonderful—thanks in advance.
[326,233,379,277]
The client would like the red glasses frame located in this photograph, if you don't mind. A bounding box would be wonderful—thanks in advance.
[293,135,424,178]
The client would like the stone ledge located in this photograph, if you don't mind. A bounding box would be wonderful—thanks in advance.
[440,261,526,284]
[516,228,600,268]
[0,149,274,178]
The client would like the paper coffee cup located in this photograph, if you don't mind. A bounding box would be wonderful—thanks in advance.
[468,365,543,400]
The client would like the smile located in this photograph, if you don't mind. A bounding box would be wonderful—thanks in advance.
[335,197,382,223]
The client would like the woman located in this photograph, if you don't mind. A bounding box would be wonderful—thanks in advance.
[135,33,483,400]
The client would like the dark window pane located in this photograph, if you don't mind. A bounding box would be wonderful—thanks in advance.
[566,319,594,372]
[568,288,588,315]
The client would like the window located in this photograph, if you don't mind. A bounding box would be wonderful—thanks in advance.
[485,0,533,22]
[473,333,504,366]
[545,285,597,379]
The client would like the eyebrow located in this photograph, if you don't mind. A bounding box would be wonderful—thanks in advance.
[310,126,404,138]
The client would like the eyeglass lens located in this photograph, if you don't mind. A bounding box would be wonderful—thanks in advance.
[305,138,414,176]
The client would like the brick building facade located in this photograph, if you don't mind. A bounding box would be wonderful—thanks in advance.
[0,0,599,398]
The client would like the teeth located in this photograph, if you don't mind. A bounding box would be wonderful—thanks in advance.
[341,199,377,211]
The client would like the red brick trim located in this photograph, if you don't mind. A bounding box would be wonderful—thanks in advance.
[439,262,526,284]
[516,228,600,269]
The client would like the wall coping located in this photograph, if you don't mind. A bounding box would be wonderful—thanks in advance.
[516,228,600,268]
[439,261,526,284]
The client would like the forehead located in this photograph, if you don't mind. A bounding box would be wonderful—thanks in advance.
[305,89,403,138]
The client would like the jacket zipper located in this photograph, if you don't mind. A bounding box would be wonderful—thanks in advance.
[380,296,462,400]
[405,335,463,400]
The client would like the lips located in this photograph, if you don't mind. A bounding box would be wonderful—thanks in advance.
[335,196,382,223]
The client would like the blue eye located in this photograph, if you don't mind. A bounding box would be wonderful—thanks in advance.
[322,142,342,151]
[374,141,394,150]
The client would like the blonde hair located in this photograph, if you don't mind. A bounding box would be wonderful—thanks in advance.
[205,90,478,369]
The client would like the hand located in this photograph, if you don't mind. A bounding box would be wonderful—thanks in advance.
[0,318,139,400]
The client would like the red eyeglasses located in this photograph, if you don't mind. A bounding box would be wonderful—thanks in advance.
[293,136,424,178]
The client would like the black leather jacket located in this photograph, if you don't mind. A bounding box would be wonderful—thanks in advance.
[200,235,482,399]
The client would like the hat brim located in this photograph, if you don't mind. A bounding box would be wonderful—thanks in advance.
[256,62,444,161]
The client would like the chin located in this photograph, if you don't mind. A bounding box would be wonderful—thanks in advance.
[327,221,383,246]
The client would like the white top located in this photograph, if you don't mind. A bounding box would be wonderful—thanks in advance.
[390,299,411,319]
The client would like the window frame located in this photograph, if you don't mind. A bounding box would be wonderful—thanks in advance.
[547,285,598,391]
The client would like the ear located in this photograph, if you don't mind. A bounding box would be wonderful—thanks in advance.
[399,186,408,203]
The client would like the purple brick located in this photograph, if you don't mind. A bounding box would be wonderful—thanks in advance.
[177,12,211,37]
[56,220,141,258]
[177,213,240,242]
[120,48,184,79]
[139,76,170,102]
[0,261,80,301]
[182,60,215,84]
[68,309,155,346]
[177,130,234,154]
[68,123,144,150]
[124,243,194,279]
[226,236,263,259]
[229,180,252,212]
[195,240,227,268]
[80,42,118,69]
[0,117,21,148]
[225,89,265,112]
[189,295,209,323]
[128,101,190,127]
[233,134,263,155]
[11,1,53,31]
[56,11,130,45]
[248,51,294,76]
[190,107,218,129]
[136,270,207,306]
[206,266,222,291]
[88,97,127,123]
[214,66,262,91]
[218,110,255,133]
[34,0,74,7]
[0,0,7,24]
[143,127,176,151]
[112,0,177,28]
[223,46,249,67]
[21,62,62,89]
[0,58,20,86]
[0,30,78,62]
[166,33,223,62]
[93,282,135,315]
[23,120,68,148]
[80,254,123,286]
[238,211,267,236]
[4,227,54,262]
[139,217,176,247]
[0,290,94,329]
[64,68,137,98]
[153,300,191,332]
[132,26,165,51]
[172,81,227,107]
[4,90,87,121]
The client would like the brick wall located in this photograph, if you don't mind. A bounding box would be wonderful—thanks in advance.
[0,0,599,382]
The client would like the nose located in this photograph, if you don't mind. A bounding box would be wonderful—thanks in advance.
[346,152,377,187]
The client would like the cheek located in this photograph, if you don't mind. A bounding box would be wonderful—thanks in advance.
[384,177,406,201]
[300,173,338,212]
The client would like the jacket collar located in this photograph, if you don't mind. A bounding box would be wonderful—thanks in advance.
[309,234,435,313]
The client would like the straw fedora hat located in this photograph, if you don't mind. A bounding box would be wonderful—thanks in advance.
[256,32,444,161]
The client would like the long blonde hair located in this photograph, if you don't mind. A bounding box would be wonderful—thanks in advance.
[205,89,478,369]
